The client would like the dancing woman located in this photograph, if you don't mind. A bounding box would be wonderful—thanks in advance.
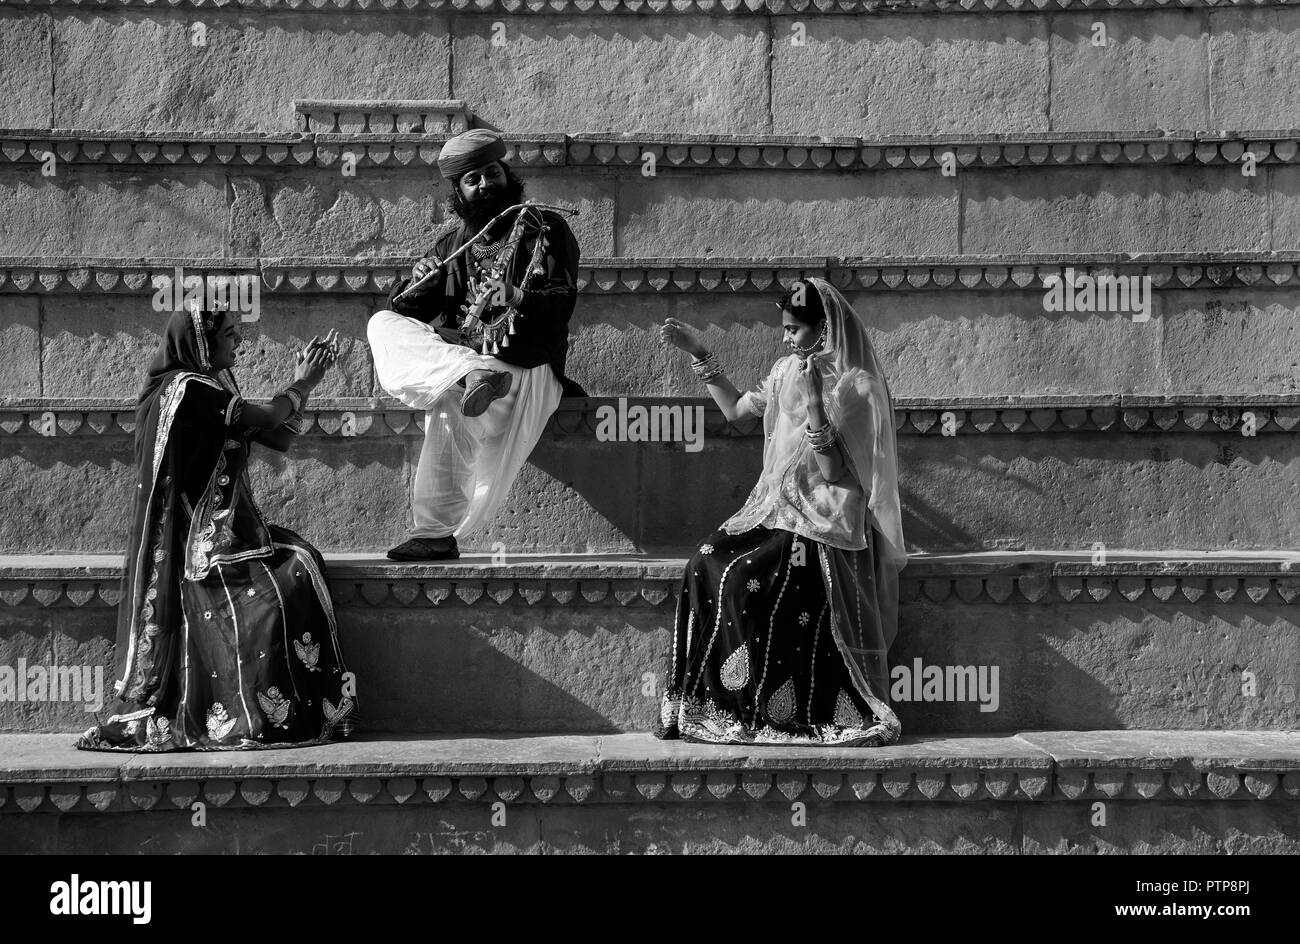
[656,278,907,746]
[78,309,357,751]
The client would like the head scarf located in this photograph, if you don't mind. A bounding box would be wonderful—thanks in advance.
[437,129,508,180]
[782,277,907,568]
[108,309,236,706]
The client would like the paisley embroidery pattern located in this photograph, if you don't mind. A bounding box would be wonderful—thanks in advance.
[145,715,172,750]
[294,633,321,671]
[833,689,864,729]
[766,678,795,724]
[720,643,750,691]
[206,702,236,741]
[670,694,893,747]
[256,687,291,728]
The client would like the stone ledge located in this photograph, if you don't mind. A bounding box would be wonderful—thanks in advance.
[2,254,1297,294]
[4,397,1300,438]
[3,129,1299,170]
[0,732,1296,812]
[292,99,471,134]
[5,551,1300,607]
[0,0,1293,14]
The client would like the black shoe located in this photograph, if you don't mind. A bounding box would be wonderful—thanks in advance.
[386,536,459,562]
[460,369,513,417]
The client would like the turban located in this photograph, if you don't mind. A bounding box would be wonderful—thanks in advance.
[437,129,508,180]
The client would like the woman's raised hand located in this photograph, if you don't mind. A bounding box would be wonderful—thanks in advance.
[796,353,825,403]
[294,334,335,389]
[659,318,706,358]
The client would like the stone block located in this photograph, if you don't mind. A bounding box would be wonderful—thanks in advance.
[246,439,411,551]
[230,172,615,259]
[338,605,668,733]
[1209,10,1300,129]
[1162,288,1300,394]
[0,438,133,553]
[1269,165,1300,251]
[51,13,450,132]
[0,12,53,129]
[39,294,374,399]
[616,171,957,257]
[1022,801,1300,854]
[772,14,1049,136]
[0,297,42,398]
[899,432,1300,552]
[454,18,769,135]
[476,437,643,554]
[0,167,227,257]
[963,166,1270,254]
[1050,12,1208,132]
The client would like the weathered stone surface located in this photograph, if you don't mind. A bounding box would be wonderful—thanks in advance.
[0,168,227,257]
[1161,289,1300,394]
[0,438,133,553]
[1022,802,1300,854]
[896,606,1300,733]
[616,171,957,257]
[1050,13,1208,132]
[0,13,53,129]
[470,449,641,555]
[899,432,1300,552]
[51,13,451,133]
[230,174,445,259]
[11,415,1300,554]
[963,167,1270,254]
[861,290,1164,398]
[0,297,42,398]
[772,15,1048,136]
[454,18,769,135]
[340,606,667,733]
[1020,730,1300,767]
[1269,165,1300,251]
[245,440,411,551]
[42,294,371,398]
[1209,10,1300,129]
[231,172,614,258]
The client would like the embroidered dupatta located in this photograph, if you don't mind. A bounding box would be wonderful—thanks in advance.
[108,310,272,708]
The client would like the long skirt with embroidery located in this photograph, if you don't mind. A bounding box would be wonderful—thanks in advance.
[77,526,357,752]
[655,525,901,746]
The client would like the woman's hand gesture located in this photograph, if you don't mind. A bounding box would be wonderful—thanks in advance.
[659,318,706,358]
[796,353,825,405]
[294,330,339,389]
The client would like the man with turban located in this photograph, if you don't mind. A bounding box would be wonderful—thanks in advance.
[368,129,583,561]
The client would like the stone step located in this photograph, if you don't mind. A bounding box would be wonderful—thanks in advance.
[5,253,1300,403]
[3,128,1297,258]
[3,5,1296,136]
[2,397,1297,554]
[3,552,1298,735]
[1,731,1297,853]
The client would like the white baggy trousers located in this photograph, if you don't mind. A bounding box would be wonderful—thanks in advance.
[367,310,563,540]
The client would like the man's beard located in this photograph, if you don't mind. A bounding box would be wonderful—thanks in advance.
[456,178,525,233]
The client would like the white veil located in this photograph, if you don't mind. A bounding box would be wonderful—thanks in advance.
[793,277,907,569]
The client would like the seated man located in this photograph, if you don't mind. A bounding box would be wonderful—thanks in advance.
[368,129,583,561]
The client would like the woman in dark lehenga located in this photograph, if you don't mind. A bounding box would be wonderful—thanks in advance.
[656,278,907,746]
[77,308,357,751]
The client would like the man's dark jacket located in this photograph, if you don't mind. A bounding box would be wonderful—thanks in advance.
[386,210,586,396]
